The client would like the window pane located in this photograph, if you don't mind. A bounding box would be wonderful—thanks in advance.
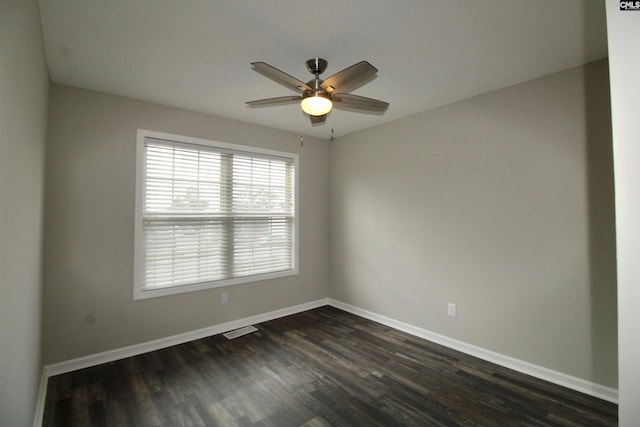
[145,143,223,216]
[143,219,227,289]
[232,155,293,215]
[233,217,294,276]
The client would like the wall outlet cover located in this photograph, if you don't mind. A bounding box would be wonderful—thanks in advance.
[448,303,457,317]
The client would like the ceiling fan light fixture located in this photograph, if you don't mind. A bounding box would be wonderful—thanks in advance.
[301,93,332,116]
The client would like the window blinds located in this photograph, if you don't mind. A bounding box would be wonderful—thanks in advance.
[141,137,295,291]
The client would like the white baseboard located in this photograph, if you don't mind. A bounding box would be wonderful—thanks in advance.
[32,298,329,426]
[327,298,618,404]
[33,296,617,426]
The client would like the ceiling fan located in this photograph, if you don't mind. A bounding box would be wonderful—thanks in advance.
[246,58,389,124]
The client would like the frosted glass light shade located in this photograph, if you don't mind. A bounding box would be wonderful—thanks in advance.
[301,94,332,116]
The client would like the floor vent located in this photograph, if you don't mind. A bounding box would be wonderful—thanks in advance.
[223,325,258,340]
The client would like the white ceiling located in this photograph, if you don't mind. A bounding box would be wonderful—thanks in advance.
[38,0,608,140]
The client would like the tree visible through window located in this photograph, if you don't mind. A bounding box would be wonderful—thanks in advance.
[134,130,297,299]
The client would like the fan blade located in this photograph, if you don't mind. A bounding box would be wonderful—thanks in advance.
[251,62,312,93]
[246,96,301,107]
[320,61,378,94]
[333,93,389,113]
[310,114,327,124]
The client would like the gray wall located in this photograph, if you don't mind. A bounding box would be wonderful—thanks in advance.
[329,60,617,388]
[0,0,49,425]
[43,84,329,364]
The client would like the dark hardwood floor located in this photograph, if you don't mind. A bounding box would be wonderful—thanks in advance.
[42,306,617,426]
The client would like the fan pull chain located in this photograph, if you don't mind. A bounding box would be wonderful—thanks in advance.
[300,135,304,146]
[331,128,334,141]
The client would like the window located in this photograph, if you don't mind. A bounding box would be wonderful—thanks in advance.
[134,130,298,299]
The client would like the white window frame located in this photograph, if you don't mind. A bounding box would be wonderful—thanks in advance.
[134,129,298,300]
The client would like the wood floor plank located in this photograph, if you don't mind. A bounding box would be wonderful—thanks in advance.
[42,306,617,426]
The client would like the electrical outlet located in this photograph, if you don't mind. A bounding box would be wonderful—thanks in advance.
[448,303,457,317]
[221,292,228,304]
